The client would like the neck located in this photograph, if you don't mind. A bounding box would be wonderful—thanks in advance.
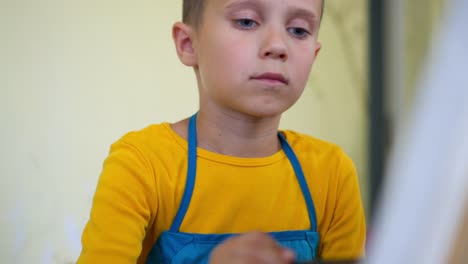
[173,110,282,158]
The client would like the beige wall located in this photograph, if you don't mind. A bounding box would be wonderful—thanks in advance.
[0,1,368,263]
[404,0,446,111]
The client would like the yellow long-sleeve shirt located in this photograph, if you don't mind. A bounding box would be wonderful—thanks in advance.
[78,123,366,263]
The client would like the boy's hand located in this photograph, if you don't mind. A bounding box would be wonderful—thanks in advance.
[209,231,296,264]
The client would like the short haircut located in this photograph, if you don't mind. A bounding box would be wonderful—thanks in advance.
[182,0,325,28]
[182,0,205,27]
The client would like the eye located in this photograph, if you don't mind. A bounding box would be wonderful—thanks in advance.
[287,27,310,39]
[235,19,258,29]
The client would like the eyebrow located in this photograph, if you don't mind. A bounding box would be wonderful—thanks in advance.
[224,0,262,12]
[224,0,319,23]
[287,7,320,24]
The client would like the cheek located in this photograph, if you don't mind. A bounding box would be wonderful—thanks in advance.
[205,38,254,80]
[293,56,315,83]
[223,36,255,66]
[288,53,316,97]
[297,46,317,73]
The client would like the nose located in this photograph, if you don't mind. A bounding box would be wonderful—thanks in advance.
[259,26,288,61]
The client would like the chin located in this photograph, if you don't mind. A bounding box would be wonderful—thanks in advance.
[241,106,290,119]
[226,97,296,119]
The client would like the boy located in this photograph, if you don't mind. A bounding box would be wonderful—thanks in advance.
[77,0,366,263]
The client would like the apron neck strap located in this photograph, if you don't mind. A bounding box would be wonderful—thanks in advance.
[170,114,198,232]
[170,113,317,232]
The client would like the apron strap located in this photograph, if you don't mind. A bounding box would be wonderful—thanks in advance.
[170,114,198,232]
[278,132,318,232]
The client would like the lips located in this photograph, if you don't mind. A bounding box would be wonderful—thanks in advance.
[251,72,289,85]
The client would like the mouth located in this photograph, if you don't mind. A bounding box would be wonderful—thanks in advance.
[250,72,289,85]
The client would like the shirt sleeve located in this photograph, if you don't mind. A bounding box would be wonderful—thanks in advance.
[319,152,367,259]
[77,139,157,264]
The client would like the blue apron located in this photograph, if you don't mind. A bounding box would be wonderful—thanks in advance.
[146,114,319,264]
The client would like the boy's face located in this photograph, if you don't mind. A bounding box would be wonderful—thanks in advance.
[184,0,322,118]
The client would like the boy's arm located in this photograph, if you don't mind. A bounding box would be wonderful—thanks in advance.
[77,140,157,264]
[319,153,366,259]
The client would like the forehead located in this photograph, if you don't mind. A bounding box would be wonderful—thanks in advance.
[205,0,322,18]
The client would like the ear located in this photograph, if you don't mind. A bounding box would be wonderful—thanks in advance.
[314,42,322,58]
[172,22,197,67]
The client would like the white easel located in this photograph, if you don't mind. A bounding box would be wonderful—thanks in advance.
[366,0,468,263]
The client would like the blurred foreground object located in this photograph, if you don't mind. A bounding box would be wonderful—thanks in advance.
[448,205,467,263]
[366,0,468,263]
